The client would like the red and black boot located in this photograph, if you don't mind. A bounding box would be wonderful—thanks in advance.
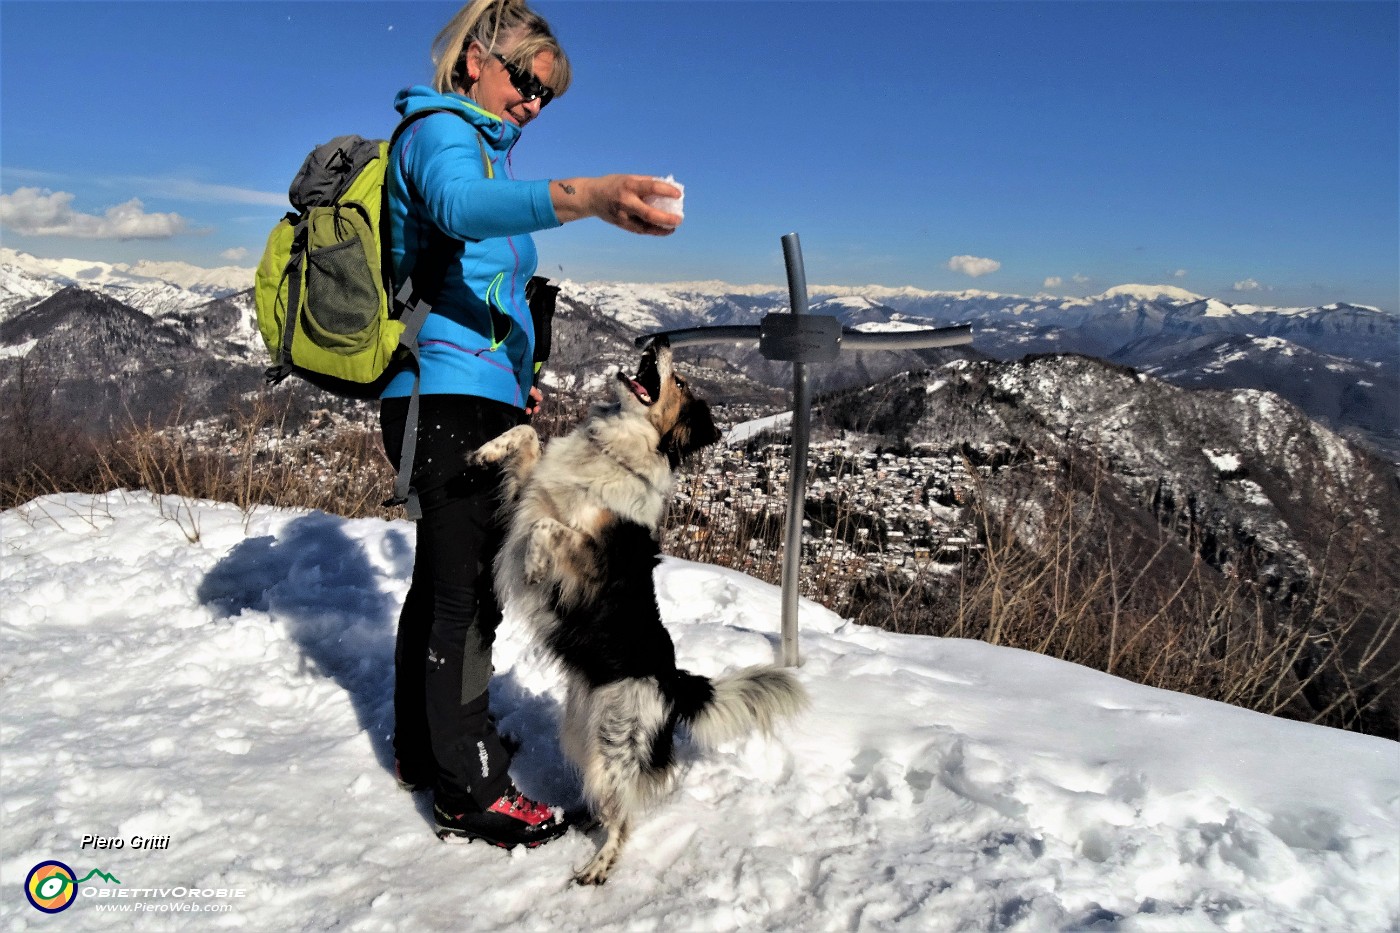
[434,784,570,849]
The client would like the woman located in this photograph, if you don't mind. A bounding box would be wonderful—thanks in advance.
[380,0,682,850]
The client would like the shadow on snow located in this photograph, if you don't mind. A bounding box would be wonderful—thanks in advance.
[195,511,577,809]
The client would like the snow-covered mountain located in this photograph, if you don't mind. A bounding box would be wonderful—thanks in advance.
[2,252,1396,454]
[556,276,1398,456]
[6,248,1391,340]
[558,275,1396,363]
[0,248,252,321]
[1118,333,1398,448]
[6,248,1392,364]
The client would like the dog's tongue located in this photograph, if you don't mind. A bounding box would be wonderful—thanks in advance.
[629,378,652,403]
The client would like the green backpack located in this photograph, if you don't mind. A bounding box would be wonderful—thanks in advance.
[253,107,485,518]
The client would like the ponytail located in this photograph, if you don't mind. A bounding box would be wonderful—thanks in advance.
[430,0,572,98]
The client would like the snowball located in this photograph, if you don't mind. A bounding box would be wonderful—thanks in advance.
[645,174,685,226]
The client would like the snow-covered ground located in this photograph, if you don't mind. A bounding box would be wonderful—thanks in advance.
[2,492,1396,931]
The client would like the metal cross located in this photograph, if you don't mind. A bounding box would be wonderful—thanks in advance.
[640,233,974,667]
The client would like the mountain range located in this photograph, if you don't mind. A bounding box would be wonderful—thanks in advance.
[558,278,1398,458]
[2,248,1395,458]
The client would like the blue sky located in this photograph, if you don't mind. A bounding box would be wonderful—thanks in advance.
[1,1,1396,310]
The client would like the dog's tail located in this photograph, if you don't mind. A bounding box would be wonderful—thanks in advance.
[669,665,808,750]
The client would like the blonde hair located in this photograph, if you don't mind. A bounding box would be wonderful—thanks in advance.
[431,0,572,99]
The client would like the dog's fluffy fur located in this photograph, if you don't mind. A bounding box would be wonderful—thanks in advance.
[472,339,808,885]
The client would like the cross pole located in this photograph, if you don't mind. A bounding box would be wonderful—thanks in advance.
[638,233,974,667]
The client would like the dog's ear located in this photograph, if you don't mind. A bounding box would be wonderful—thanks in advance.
[660,397,722,469]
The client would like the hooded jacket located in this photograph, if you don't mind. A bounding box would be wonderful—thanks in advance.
[381,85,561,407]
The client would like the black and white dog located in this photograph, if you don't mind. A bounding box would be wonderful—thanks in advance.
[471,338,807,885]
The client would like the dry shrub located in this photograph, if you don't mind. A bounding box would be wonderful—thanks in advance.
[1,386,397,520]
[663,444,1399,738]
[100,394,396,519]
[0,359,110,508]
[934,459,1400,735]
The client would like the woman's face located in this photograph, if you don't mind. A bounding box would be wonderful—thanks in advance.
[466,42,556,128]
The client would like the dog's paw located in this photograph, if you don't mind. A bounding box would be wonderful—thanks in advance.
[524,520,571,585]
[469,424,540,467]
[524,545,552,586]
[572,855,614,886]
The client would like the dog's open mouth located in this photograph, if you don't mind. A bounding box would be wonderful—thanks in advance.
[620,346,662,406]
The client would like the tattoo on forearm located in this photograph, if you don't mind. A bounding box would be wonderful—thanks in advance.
[558,182,576,195]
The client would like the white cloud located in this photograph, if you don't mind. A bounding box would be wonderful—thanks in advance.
[221,246,250,261]
[947,255,1000,278]
[145,179,286,208]
[1072,273,1090,285]
[0,167,63,184]
[1043,276,1062,289]
[1233,278,1265,292]
[0,187,189,240]
[1174,269,1188,278]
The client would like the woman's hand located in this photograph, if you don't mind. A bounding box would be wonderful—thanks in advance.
[550,175,682,235]
[526,385,543,417]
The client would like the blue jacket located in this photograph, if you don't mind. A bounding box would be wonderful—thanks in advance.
[382,85,561,407]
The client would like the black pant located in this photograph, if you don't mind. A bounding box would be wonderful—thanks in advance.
[381,394,524,811]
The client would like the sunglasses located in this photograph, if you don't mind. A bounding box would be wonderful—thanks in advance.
[493,52,555,107]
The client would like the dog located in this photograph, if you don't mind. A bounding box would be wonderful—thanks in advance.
[471,337,808,885]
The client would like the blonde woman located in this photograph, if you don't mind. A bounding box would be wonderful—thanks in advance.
[380,0,682,849]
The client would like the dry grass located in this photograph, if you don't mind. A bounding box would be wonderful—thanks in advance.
[1,389,397,520]
[932,461,1400,733]
[662,443,1399,738]
[4,388,1395,737]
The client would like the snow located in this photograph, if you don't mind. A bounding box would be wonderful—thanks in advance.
[0,248,244,321]
[815,296,879,311]
[556,280,688,332]
[1204,347,1250,372]
[0,338,38,359]
[541,369,613,396]
[2,492,1398,931]
[1098,284,1205,303]
[0,264,60,316]
[222,292,261,353]
[724,411,792,447]
[1233,303,1312,317]
[8,250,1392,332]
[849,319,928,333]
[1204,449,1242,473]
[1321,303,1387,316]
[0,248,251,298]
[1250,336,1297,355]
[124,261,253,296]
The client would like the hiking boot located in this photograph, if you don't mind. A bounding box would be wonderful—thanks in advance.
[434,785,570,849]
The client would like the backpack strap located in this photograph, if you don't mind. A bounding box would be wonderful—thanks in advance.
[264,218,310,385]
[388,107,492,177]
[383,280,433,520]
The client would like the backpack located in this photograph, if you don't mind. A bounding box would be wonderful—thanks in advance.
[254,108,521,520]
